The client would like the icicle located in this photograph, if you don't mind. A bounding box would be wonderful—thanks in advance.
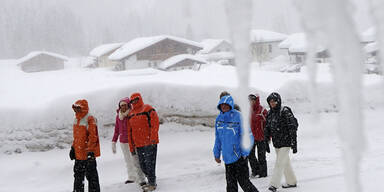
[292,0,365,192]
[368,0,384,75]
[224,0,253,150]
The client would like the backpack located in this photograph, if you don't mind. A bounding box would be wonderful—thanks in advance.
[280,106,299,130]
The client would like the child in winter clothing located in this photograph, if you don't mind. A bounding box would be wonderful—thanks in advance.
[69,99,100,192]
[264,92,298,192]
[112,97,146,186]
[213,95,259,192]
[127,93,160,192]
[248,94,269,178]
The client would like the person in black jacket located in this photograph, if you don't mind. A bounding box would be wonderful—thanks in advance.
[264,92,298,192]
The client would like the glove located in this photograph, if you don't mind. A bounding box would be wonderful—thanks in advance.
[87,152,95,159]
[265,141,270,153]
[112,142,116,154]
[292,145,297,154]
[69,146,75,160]
[131,150,137,156]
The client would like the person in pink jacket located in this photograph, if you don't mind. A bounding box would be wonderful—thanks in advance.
[112,97,146,187]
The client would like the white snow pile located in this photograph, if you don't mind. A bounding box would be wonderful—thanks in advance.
[108,35,203,61]
[0,60,383,154]
[16,51,68,65]
[198,39,230,54]
[250,29,287,43]
[89,43,124,57]
[157,54,206,70]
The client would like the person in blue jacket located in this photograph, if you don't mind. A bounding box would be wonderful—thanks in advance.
[213,95,259,192]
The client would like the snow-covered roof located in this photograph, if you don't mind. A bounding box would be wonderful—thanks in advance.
[157,54,206,70]
[279,33,327,53]
[200,51,234,61]
[89,43,123,57]
[364,42,378,53]
[16,51,68,66]
[109,35,203,61]
[361,27,376,43]
[250,29,288,43]
[199,39,231,54]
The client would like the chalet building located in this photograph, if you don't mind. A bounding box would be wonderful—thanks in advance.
[250,29,288,63]
[198,39,232,54]
[108,35,203,70]
[89,43,123,68]
[16,51,68,73]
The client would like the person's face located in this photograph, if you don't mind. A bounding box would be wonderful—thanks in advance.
[220,104,231,112]
[249,99,256,106]
[72,105,81,113]
[130,98,139,105]
[120,103,129,113]
[269,99,277,109]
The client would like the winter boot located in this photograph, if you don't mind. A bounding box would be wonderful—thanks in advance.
[125,180,135,184]
[268,186,277,192]
[282,184,297,188]
[143,184,157,191]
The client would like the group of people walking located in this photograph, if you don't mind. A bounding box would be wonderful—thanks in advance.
[69,93,160,192]
[68,90,298,192]
[213,91,299,192]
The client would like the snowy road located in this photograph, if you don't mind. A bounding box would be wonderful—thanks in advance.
[1,110,383,192]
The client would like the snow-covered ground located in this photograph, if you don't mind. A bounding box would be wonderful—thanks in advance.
[0,59,383,191]
[1,109,383,192]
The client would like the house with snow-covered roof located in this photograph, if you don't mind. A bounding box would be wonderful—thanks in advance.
[197,39,234,65]
[89,42,123,68]
[108,35,203,70]
[157,54,206,71]
[279,33,329,64]
[250,29,288,63]
[198,39,232,54]
[16,51,68,73]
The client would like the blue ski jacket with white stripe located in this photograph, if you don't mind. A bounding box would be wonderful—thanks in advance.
[213,95,251,164]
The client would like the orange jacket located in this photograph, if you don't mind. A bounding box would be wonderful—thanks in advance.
[72,99,100,160]
[127,93,159,152]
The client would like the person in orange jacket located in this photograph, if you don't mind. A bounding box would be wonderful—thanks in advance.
[127,93,159,192]
[69,99,100,192]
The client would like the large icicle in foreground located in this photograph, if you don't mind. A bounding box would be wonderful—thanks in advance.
[292,0,366,192]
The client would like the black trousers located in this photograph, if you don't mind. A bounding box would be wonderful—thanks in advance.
[73,159,100,192]
[137,144,158,185]
[225,158,259,192]
[249,140,267,177]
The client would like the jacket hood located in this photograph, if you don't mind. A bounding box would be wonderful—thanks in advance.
[266,92,281,110]
[217,95,235,112]
[74,99,89,119]
[130,92,144,109]
[117,97,131,113]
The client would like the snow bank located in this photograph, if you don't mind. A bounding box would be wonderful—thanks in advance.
[1,61,383,154]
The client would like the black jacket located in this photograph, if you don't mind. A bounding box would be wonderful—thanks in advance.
[264,92,297,149]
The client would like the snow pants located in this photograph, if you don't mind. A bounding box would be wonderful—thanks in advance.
[120,142,146,183]
[249,140,268,177]
[137,144,158,186]
[270,147,297,188]
[73,159,100,192]
[225,157,259,192]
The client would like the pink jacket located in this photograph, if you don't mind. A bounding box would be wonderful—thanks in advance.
[112,97,131,143]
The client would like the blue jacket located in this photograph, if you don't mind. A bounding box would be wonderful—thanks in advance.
[213,95,251,164]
